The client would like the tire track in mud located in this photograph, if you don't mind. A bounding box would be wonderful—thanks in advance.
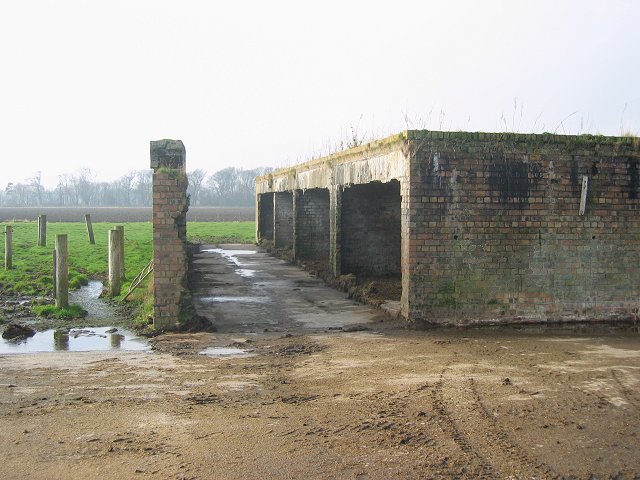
[611,369,640,409]
[432,366,557,479]
[432,366,495,478]
[468,378,557,478]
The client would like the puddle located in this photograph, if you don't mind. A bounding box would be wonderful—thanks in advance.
[69,280,119,321]
[201,248,260,278]
[199,347,251,357]
[0,327,150,353]
[237,269,257,278]
[202,249,257,267]
[199,296,269,304]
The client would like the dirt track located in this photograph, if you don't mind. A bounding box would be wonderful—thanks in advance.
[0,246,639,479]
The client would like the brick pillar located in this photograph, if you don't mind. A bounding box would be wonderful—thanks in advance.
[150,139,190,330]
[292,190,300,259]
[400,175,411,320]
[329,186,342,276]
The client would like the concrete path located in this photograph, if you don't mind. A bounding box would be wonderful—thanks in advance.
[191,244,388,335]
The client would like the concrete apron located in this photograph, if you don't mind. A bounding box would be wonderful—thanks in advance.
[191,244,387,337]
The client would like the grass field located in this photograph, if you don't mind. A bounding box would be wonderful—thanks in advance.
[0,221,255,297]
[0,206,254,223]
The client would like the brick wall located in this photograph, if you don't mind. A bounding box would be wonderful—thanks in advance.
[406,132,640,324]
[342,180,401,276]
[150,139,190,330]
[274,192,294,248]
[258,192,274,240]
[295,188,330,262]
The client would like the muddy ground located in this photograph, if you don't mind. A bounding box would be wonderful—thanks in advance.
[1,246,639,479]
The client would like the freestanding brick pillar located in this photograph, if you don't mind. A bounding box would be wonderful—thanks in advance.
[150,139,190,330]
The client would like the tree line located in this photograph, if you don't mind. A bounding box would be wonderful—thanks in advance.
[1,167,272,207]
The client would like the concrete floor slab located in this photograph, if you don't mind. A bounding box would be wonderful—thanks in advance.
[191,244,387,336]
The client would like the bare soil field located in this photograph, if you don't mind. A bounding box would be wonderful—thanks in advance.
[1,246,639,479]
[1,326,639,480]
[0,207,254,223]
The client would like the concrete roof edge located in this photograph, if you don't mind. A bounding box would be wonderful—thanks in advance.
[256,130,640,183]
[256,132,408,183]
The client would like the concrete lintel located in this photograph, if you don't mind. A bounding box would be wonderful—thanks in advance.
[150,139,186,171]
[256,148,408,194]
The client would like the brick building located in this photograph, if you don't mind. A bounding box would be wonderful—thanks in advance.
[256,130,640,325]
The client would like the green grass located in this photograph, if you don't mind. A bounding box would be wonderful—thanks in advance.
[32,304,87,319]
[187,221,255,244]
[0,222,152,297]
[0,221,256,298]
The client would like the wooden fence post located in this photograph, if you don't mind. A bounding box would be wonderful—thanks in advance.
[85,214,95,244]
[55,234,68,309]
[108,229,122,296]
[116,225,125,280]
[37,214,47,246]
[52,249,57,299]
[4,226,12,270]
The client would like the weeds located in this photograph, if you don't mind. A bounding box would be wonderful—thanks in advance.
[32,304,86,319]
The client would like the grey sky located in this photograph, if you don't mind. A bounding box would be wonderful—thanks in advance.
[1,0,638,188]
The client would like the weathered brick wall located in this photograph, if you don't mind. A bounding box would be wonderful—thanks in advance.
[406,132,640,324]
[295,188,330,261]
[257,192,274,241]
[150,139,190,330]
[274,192,293,248]
[342,180,401,276]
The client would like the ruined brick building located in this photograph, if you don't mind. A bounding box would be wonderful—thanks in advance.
[256,131,640,325]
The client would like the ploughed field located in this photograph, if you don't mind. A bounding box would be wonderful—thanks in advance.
[0,206,255,223]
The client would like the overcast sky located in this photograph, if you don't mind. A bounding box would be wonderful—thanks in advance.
[1,0,639,188]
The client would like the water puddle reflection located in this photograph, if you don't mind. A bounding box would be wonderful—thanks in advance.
[199,347,252,357]
[202,248,260,277]
[0,327,150,354]
[237,269,257,278]
[202,249,257,267]
[199,296,269,304]
[69,281,117,321]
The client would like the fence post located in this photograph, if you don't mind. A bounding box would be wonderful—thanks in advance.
[116,225,125,280]
[85,214,95,244]
[37,214,47,246]
[52,249,57,298]
[55,234,68,308]
[108,229,122,296]
[4,226,12,270]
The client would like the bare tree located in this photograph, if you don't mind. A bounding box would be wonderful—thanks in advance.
[187,169,207,206]
[2,166,270,207]
[134,170,152,206]
[29,172,44,206]
[71,168,96,205]
[56,174,73,205]
[116,171,137,206]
